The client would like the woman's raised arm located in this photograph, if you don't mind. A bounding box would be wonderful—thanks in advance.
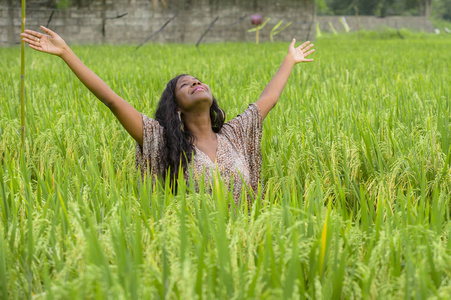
[255,39,314,120]
[21,26,144,146]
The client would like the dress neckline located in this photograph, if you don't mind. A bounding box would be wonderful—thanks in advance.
[194,133,220,165]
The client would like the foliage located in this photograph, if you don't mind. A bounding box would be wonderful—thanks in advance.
[248,18,271,45]
[270,21,292,42]
[1,36,451,298]
[55,0,72,9]
[318,0,445,18]
[431,17,451,29]
[433,0,451,20]
[53,0,98,9]
[247,18,271,33]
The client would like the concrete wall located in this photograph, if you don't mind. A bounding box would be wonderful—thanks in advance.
[317,16,434,34]
[0,0,315,45]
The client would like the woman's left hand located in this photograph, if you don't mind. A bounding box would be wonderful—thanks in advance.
[287,39,314,64]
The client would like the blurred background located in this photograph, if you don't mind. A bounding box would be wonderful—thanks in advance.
[0,0,450,45]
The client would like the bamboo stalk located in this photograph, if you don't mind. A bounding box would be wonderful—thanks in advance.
[20,0,26,150]
[255,27,259,45]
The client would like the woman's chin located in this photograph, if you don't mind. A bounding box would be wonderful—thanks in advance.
[193,94,213,105]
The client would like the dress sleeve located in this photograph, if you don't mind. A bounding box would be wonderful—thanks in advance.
[135,114,165,179]
[225,103,263,151]
[222,103,263,193]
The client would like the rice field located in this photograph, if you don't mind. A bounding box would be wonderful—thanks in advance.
[1,33,451,299]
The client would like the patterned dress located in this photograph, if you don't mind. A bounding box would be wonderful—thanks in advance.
[135,103,263,203]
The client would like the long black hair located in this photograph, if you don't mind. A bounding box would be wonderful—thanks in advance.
[154,74,226,187]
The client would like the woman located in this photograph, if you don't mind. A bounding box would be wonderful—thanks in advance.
[21,26,314,202]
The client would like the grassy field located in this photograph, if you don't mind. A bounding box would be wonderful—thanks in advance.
[1,34,451,299]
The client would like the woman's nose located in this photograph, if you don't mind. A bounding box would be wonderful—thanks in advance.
[191,80,201,87]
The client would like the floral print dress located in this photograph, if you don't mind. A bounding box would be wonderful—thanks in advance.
[135,103,263,203]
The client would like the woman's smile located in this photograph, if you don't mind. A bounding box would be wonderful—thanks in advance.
[192,86,206,94]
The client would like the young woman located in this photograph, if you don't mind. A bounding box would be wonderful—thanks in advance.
[21,26,314,202]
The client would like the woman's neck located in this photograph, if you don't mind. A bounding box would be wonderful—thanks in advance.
[183,109,216,141]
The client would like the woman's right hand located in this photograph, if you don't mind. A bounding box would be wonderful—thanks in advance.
[20,25,144,145]
[21,26,68,57]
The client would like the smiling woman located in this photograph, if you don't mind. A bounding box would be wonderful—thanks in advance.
[139,73,263,201]
[20,25,314,203]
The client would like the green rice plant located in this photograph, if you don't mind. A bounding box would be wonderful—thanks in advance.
[20,0,26,149]
[1,34,451,298]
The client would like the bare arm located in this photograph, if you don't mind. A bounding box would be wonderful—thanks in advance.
[21,26,143,145]
[255,39,315,119]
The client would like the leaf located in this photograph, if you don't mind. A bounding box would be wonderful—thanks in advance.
[247,18,271,32]
[270,20,284,36]
[274,21,292,35]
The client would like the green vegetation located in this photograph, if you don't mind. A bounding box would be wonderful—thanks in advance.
[319,26,451,39]
[431,17,451,31]
[1,35,451,298]
[317,0,446,19]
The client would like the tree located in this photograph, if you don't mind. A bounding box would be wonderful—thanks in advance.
[433,0,451,20]
[325,0,354,15]
[355,0,380,15]
[425,0,433,16]
[320,0,450,18]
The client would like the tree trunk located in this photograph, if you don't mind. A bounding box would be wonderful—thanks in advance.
[424,0,432,17]
[151,0,159,10]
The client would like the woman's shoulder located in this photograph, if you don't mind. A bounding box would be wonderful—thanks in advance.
[141,114,164,143]
[221,103,262,131]
[142,114,163,129]
[219,103,262,149]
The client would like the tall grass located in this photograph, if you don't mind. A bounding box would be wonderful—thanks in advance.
[20,0,26,149]
[1,35,451,298]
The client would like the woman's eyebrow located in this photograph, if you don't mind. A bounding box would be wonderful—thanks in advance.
[178,77,202,89]
[176,80,186,86]
[178,78,199,88]
[179,78,192,85]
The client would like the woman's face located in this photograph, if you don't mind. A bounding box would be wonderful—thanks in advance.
[175,75,212,113]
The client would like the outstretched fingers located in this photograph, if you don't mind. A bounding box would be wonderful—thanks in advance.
[27,43,43,52]
[300,43,314,53]
[21,36,38,47]
[298,41,311,50]
[303,49,315,57]
[21,33,43,51]
[21,31,49,53]
[298,42,314,61]
[22,37,44,52]
[40,25,56,37]
[21,33,40,44]
[23,29,43,38]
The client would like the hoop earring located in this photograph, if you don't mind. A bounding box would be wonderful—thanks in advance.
[178,111,184,132]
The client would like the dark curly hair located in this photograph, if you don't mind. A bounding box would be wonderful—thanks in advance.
[154,74,226,188]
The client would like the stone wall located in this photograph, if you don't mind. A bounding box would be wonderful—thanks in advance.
[0,0,315,45]
[317,16,434,34]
